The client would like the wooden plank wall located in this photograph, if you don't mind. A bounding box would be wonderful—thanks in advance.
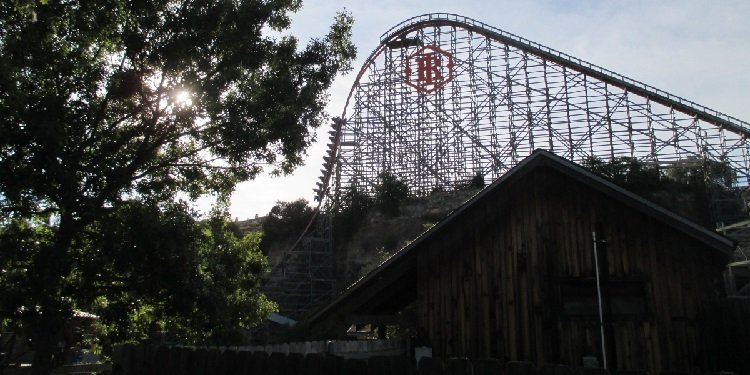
[702,298,750,375]
[416,166,727,374]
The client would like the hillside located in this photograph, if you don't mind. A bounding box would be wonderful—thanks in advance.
[331,189,480,287]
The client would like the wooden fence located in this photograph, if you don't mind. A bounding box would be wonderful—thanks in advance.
[112,344,739,375]
[219,339,407,358]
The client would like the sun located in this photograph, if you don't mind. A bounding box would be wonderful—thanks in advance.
[174,90,192,107]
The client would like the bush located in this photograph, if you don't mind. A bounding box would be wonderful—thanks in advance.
[375,170,409,216]
[333,185,374,244]
[456,171,485,191]
[260,199,315,253]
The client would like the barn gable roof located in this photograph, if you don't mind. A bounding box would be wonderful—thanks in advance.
[307,149,735,328]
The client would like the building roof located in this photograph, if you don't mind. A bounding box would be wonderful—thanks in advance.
[307,149,736,329]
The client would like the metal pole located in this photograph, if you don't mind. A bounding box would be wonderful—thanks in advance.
[592,231,608,370]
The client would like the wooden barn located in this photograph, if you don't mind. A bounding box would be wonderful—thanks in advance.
[307,149,735,374]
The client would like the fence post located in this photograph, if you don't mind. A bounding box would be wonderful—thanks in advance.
[505,361,537,375]
[164,346,181,375]
[236,350,252,375]
[419,357,445,375]
[195,348,211,375]
[474,358,503,375]
[219,349,238,375]
[280,343,291,355]
[539,364,574,375]
[267,352,286,375]
[131,344,146,375]
[446,358,472,375]
[578,367,609,375]
[344,358,368,375]
[113,344,134,375]
[286,353,305,375]
[249,350,269,374]
[367,356,391,375]
[205,348,221,375]
[150,346,169,375]
[612,371,648,375]
[390,355,416,375]
[185,347,204,375]
[311,341,326,354]
[175,347,191,375]
[323,354,345,375]
[150,344,161,375]
[302,353,325,375]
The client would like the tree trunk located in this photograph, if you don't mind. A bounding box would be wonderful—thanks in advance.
[30,321,62,375]
[27,213,79,375]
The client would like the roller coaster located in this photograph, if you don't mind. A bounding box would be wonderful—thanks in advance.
[263,13,750,319]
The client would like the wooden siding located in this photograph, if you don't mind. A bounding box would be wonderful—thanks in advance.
[416,166,726,373]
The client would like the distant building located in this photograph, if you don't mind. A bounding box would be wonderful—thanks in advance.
[233,215,266,234]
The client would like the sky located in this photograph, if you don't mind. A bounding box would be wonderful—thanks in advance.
[217,0,750,221]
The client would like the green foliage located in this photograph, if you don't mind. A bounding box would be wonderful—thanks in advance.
[0,218,55,319]
[665,156,737,192]
[583,156,743,225]
[0,1,355,214]
[0,1,352,370]
[471,172,486,189]
[456,171,485,191]
[10,0,47,19]
[385,303,419,340]
[332,185,373,246]
[174,216,276,344]
[583,156,662,195]
[343,185,376,214]
[260,199,315,253]
[358,247,392,277]
[374,170,409,216]
[1,202,276,352]
[583,156,736,193]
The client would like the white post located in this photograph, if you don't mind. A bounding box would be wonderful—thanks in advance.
[592,231,608,370]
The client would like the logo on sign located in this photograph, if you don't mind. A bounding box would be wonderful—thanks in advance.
[405,45,454,93]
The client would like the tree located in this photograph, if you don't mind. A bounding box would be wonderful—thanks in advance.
[84,203,275,346]
[332,184,374,244]
[260,199,315,253]
[455,171,485,191]
[375,170,409,216]
[0,202,276,363]
[583,156,661,195]
[583,156,744,226]
[0,0,355,372]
